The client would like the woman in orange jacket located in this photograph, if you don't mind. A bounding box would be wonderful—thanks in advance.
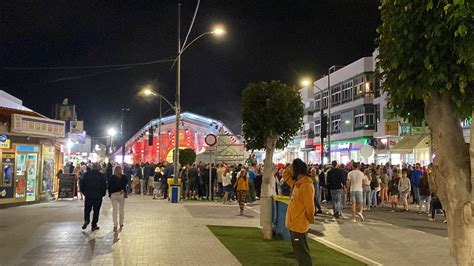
[283,158,315,266]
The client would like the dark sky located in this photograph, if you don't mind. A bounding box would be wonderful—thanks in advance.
[1,0,380,141]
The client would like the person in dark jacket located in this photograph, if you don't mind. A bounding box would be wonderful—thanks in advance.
[80,163,107,231]
[419,171,431,214]
[326,161,345,218]
[108,165,128,231]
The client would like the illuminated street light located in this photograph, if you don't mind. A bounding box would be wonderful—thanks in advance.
[300,78,313,87]
[212,25,225,36]
[107,128,117,136]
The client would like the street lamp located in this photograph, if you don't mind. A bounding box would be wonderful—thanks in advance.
[107,128,117,154]
[300,77,328,164]
[174,2,225,186]
[140,86,176,163]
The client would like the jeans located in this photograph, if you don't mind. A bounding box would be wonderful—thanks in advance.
[290,231,312,266]
[330,189,344,215]
[363,186,371,209]
[400,191,409,210]
[247,182,256,203]
[84,197,103,227]
[413,187,420,205]
[110,192,125,227]
[139,179,146,195]
[370,189,377,206]
[419,195,431,213]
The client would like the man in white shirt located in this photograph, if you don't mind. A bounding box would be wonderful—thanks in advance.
[346,162,365,222]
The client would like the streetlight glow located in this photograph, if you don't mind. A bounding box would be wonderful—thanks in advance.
[107,128,117,137]
[300,78,313,87]
[212,26,225,36]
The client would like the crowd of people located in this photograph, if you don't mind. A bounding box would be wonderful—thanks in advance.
[273,160,446,223]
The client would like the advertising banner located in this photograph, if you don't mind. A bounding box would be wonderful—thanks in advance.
[12,114,66,138]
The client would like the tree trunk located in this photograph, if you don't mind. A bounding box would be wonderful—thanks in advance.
[260,135,278,239]
[425,91,473,265]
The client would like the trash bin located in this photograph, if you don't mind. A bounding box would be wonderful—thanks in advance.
[272,195,291,240]
[167,178,182,203]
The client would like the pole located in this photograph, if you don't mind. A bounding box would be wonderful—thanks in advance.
[121,108,125,165]
[209,152,212,201]
[320,108,324,164]
[158,98,162,163]
[174,2,181,185]
[327,67,332,163]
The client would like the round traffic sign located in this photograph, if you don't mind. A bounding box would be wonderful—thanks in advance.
[205,134,217,147]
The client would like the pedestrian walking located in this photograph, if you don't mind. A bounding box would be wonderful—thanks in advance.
[222,166,232,204]
[362,169,371,210]
[419,171,431,214]
[327,161,345,218]
[153,165,164,199]
[80,163,107,231]
[282,158,315,266]
[398,169,411,211]
[247,165,257,203]
[235,168,249,215]
[108,166,128,232]
[347,162,365,222]
[388,176,400,212]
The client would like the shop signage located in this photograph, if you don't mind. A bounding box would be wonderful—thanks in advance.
[337,143,351,150]
[0,135,10,149]
[314,144,323,153]
[12,114,66,138]
[385,121,399,136]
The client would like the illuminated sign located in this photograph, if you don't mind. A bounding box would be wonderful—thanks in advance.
[0,135,10,149]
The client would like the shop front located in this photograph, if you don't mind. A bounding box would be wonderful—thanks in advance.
[0,111,65,206]
[388,134,431,165]
[325,138,373,164]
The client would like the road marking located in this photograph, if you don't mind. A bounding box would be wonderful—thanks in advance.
[307,233,382,266]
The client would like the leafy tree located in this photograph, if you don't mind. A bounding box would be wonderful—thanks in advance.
[377,0,474,264]
[179,148,196,167]
[242,80,304,239]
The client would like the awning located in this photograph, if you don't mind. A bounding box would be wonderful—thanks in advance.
[390,134,430,154]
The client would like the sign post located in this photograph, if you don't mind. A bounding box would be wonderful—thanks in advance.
[205,134,217,201]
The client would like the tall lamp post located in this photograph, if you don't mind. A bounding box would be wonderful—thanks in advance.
[173,3,225,185]
[107,128,117,155]
[121,108,130,165]
[143,87,176,163]
[301,78,327,164]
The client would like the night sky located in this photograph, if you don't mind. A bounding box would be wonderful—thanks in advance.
[1,0,380,141]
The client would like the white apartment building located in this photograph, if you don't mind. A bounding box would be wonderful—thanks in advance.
[298,50,465,165]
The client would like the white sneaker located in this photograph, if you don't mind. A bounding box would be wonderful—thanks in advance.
[443,219,447,223]
[352,218,357,223]
[428,218,435,222]
[357,212,364,222]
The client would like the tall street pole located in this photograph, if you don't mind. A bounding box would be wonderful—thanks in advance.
[121,107,130,165]
[174,2,181,185]
[158,98,162,163]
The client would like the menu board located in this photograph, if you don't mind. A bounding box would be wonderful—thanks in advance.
[58,174,76,199]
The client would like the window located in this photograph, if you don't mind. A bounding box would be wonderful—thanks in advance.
[314,93,321,111]
[375,104,380,132]
[353,75,374,99]
[331,85,341,106]
[353,106,365,130]
[321,90,329,109]
[314,119,321,137]
[341,81,353,103]
[331,114,341,134]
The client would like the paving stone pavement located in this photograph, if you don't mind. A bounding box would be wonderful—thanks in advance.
[0,195,241,266]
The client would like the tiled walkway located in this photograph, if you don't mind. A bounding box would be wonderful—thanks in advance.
[0,196,240,265]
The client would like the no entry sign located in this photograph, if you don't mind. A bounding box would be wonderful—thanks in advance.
[205,134,217,147]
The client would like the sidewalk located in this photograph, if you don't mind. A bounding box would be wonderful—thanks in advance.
[308,202,453,266]
[0,195,240,265]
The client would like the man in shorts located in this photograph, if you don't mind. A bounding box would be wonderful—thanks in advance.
[346,162,365,222]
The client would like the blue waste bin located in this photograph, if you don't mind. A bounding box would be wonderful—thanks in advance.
[171,185,180,203]
[272,195,291,240]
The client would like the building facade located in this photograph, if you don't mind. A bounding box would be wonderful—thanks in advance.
[297,50,465,166]
[0,91,66,206]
